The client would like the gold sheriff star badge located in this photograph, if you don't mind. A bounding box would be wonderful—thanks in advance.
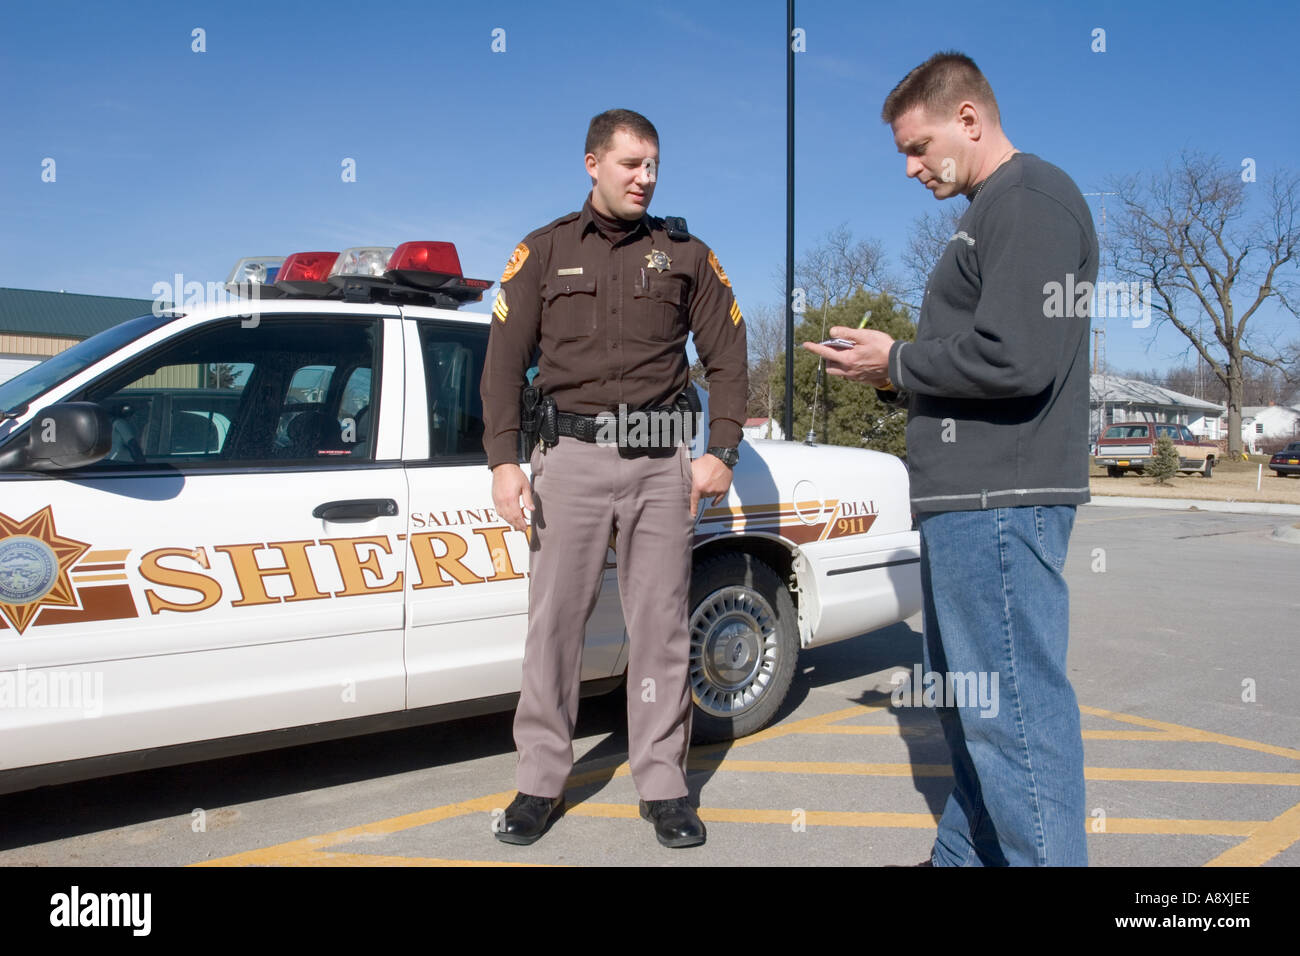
[0,507,90,634]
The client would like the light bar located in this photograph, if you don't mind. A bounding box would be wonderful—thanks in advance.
[219,241,492,307]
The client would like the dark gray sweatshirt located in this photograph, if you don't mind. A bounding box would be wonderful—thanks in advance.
[885,152,1098,513]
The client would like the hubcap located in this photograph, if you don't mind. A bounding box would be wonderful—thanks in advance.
[689,586,778,718]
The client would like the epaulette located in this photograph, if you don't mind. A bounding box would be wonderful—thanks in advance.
[525,210,582,241]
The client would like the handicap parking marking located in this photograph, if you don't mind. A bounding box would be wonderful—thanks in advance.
[194,701,1300,867]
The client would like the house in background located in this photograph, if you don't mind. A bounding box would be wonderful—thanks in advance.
[1089,374,1225,443]
[743,417,785,442]
[1241,404,1300,453]
[0,288,158,385]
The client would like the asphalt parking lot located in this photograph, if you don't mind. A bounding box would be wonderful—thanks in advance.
[1,503,1296,867]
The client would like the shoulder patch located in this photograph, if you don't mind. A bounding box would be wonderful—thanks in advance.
[500,242,530,284]
[707,250,731,288]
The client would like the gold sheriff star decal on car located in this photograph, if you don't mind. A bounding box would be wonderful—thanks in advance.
[0,507,91,634]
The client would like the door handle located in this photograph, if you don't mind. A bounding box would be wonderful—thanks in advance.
[312,498,399,522]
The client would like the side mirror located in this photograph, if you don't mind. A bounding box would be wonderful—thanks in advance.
[0,403,113,472]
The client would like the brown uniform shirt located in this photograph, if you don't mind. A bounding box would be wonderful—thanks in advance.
[480,196,748,468]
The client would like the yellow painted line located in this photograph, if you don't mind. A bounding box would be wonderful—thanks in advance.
[70,573,129,583]
[1204,800,1300,866]
[684,757,1299,787]
[1086,767,1300,786]
[195,698,1300,867]
[569,802,1261,835]
[691,705,868,756]
[567,802,940,828]
[1100,818,1259,836]
[803,726,1182,741]
[197,707,866,865]
[1079,705,1300,761]
[805,725,933,737]
[302,851,555,867]
[688,758,952,777]
[193,790,515,866]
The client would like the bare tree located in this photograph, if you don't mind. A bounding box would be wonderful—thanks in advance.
[1109,152,1300,454]
[791,224,891,441]
[900,204,962,311]
[744,303,785,430]
[795,223,889,314]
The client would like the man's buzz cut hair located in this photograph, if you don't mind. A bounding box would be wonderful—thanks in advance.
[880,51,1001,126]
[585,109,659,158]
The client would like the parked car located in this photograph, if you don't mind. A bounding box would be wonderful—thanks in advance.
[1094,421,1217,477]
[1270,442,1300,477]
[0,242,923,794]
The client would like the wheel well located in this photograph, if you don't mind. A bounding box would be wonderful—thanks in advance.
[692,536,797,605]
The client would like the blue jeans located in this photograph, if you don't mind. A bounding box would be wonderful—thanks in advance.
[917,505,1087,866]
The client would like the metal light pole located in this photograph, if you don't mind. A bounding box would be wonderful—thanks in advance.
[783,0,795,441]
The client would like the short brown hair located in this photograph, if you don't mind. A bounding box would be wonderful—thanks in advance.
[585,109,659,158]
[880,52,1001,126]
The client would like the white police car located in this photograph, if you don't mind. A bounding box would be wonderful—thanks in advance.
[0,242,921,793]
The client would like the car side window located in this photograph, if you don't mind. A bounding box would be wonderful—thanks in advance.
[416,322,488,460]
[75,317,381,468]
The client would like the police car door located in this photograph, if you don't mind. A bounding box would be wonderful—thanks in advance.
[400,312,626,707]
[0,307,408,773]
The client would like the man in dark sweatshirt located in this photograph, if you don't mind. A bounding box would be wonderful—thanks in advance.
[805,52,1096,866]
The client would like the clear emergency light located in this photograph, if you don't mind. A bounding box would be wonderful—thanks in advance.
[224,257,285,298]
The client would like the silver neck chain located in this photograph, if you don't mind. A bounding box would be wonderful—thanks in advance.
[969,149,1019,201]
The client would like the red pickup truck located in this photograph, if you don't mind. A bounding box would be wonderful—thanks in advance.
[1094,421,1217,478]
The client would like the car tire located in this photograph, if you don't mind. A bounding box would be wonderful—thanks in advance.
[1107,466,1123,478]
[1201,458,1213,478]
[688,552,798,743]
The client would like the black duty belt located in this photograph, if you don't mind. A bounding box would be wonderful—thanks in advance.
[555,399,698,447]
[556,411,607,443]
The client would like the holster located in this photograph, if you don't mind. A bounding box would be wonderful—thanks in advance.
[674,382,702,444]
[537,394,558,448]
[520,385,540,459]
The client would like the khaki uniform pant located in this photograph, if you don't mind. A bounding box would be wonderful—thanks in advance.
[514,438,694,800]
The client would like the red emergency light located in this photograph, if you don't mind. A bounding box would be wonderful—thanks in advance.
[276,251,340,295]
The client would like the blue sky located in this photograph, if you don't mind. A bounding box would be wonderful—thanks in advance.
[3,0,1297,374]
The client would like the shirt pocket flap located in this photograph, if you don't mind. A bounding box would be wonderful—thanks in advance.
[636,274,686,305]
[542,275,597,303]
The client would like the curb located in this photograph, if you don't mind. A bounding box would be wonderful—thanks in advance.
[1087,495,1300,517]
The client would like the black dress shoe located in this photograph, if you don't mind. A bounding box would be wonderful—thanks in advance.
[639,797,707,848]
[495,792,564,845]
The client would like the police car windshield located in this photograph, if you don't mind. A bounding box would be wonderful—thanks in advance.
[0,312,182,417]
